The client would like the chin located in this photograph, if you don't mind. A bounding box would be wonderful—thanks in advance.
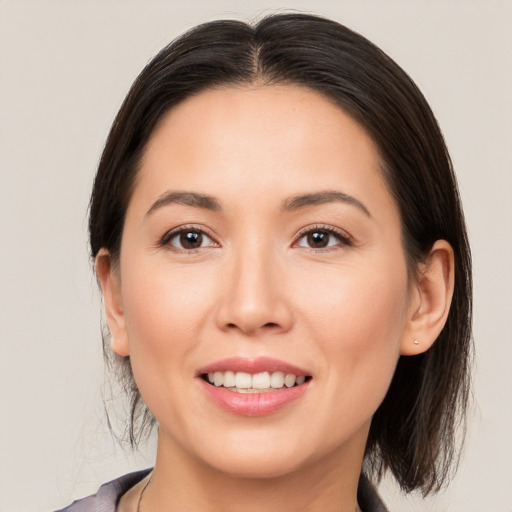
[207,451,308,480]
[190,427,339,481]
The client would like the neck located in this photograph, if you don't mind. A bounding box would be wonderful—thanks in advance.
[143,427,367,512]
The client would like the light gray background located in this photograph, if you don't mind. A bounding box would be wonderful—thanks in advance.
[1,1,511,511]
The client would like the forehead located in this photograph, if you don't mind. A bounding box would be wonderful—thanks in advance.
[131,84,395,218]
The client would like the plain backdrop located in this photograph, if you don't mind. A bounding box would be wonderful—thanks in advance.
[1,1,511,511]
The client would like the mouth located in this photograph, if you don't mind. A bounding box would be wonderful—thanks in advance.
[201,371,312,393]
[201,370,312,393]
[197,357,313,416]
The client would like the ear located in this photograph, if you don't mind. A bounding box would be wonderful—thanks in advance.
[95,249,130,357]
[400,240,455,356]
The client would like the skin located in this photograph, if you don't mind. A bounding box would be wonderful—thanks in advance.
[97,85,454,512]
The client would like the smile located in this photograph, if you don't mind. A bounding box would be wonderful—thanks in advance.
[197,357,313,416]
[203,371,310,393]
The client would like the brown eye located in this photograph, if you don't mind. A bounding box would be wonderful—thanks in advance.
[306,231,330,248]
[180,230,203,249]
[296,226,351,250]
[164,228,217,251]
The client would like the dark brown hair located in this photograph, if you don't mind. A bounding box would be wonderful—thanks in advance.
[89,13,472,496]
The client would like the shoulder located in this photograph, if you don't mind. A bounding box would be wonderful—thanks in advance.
[53,469,152,512]
[358,473,390,512]
[54,469,387,512]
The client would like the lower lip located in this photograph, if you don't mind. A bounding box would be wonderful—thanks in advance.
[199,379,310,416]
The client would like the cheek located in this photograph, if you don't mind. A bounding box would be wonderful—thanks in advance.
[121,260,216,352]
[118,256,217,409]
[118,259,222,429]
[296,257,409,406]
[299,257,408,342]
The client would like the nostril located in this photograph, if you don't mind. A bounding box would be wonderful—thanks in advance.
[225,322,279,330]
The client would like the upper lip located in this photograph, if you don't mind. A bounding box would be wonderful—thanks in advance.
[197,357,311,377]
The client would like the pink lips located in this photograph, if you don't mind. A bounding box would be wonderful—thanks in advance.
[197,356,309,376]
[197,357,312,417]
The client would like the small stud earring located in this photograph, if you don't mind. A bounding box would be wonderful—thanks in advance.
[413,339,419,345]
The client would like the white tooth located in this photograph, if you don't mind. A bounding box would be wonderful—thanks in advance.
[252,372,270,389]
[223,371,236,388]
[296,375,306,385]
[235,372,252,389]
[207,373,215,384]
[213,371,223,387]
[270,371,285,388]
[284,374,296,388]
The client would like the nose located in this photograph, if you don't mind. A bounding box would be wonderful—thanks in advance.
[215,243,293,336]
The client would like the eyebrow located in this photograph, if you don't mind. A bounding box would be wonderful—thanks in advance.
[146,191,221,217]
[281,190,371,217]
[145,189,370,218]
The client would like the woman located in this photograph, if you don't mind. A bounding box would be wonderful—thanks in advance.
[56,13,472,512]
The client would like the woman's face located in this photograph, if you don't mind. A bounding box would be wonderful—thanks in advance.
[108,85,417,477]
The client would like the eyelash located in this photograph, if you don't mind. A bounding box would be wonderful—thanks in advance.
[159,224,353,253]
[294,224,353,251]
[159,224,218,253]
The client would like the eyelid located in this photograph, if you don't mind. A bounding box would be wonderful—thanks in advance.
[159,224,220,252]
[157,223,353,252]
[293,224,353,250]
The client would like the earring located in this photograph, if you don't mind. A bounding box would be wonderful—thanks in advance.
[413,339,420,345]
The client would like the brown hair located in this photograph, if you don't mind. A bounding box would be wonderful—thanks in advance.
[89,13,472,495]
